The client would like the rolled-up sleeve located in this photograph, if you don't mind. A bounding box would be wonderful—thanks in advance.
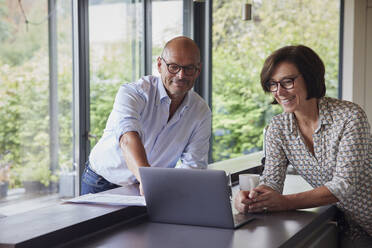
[105,84,146,143]
[179,110,212,169]
[324,109,370,202]
[260,123,288,193]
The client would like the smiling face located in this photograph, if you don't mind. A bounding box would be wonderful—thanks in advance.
[157,38,201,101]
[270,62,309,113]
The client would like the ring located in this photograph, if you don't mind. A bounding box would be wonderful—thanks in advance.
[263,207,268,213]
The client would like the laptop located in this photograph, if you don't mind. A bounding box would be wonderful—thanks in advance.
[139,167,255,229]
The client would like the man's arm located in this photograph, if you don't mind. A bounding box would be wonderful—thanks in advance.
[119,131,150,183]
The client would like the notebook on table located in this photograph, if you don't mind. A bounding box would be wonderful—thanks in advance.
[139,167,255,229]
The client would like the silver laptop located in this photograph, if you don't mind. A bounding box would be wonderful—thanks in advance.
[139,167,255,229]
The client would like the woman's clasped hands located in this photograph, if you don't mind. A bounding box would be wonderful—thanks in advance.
[234,185,289,213]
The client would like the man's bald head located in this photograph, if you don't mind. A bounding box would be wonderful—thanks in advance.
[157,36,202,101]
[161,36,200,63]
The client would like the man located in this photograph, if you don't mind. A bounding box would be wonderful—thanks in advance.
[81,36,211,195]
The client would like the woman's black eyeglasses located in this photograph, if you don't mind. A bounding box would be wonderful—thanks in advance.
[265,75,300,92]
[160,57,199,76]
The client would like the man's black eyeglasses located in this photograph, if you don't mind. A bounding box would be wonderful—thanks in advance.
[265,75,300,92]
[160,57,199,76]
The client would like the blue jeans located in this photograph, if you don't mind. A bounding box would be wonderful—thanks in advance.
[81,161,119,195]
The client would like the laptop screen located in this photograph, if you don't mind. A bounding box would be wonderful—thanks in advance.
[139,167,236,229]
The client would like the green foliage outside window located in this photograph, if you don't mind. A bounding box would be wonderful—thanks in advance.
[212,0,339,162]
[90,42,139,148]
[0,1,73,188]
[0,0,340,189]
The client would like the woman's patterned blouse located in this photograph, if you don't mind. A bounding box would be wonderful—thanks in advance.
[262,97,372,239]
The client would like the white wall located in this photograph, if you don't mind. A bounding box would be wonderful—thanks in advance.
[343,0,372,122]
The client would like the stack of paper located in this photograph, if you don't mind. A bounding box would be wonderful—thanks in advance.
[65,193,146,206]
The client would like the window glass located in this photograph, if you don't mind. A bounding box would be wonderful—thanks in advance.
[151,0,183,75]
[0,0,73,215]
[212,0,340,162]
[89,0,142,148]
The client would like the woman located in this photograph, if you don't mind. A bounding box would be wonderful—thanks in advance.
[234,45,372,247]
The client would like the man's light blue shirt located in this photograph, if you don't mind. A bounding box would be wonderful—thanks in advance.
[89,75,211,185]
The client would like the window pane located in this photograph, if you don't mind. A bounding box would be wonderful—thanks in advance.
[152,0,183,75]
[0,0,73,215]
[212,0,340,162]
[89,0,142,148]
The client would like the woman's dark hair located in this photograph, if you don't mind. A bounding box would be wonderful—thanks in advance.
[260,45,326,104]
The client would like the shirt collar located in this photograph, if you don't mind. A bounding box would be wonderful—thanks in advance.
[157,77,171,106]
[288,112,296,134]
[180,91,191,110]
[318,97,333,126]
[171,92,191,117]
[288,97,333,134]
[156,77,191,111]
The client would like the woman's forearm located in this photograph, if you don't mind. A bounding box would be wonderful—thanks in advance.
[284,186,339,210]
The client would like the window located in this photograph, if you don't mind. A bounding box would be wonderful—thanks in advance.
[212,0,340,162]
[0,0,186,216]
[0,0,73,215]
[0,0,341,216]
[88,0,185,147]
[151,0,183,75]
[88,0,143,148]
